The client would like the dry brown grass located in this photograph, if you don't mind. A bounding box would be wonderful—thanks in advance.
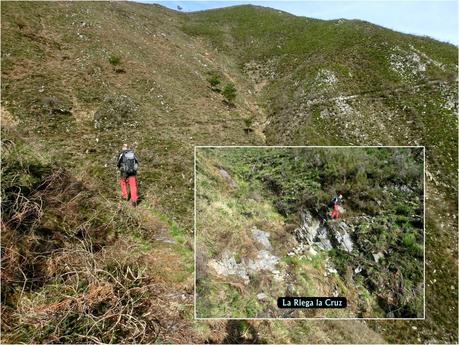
[0,125,207,343]
[6,238,194,343]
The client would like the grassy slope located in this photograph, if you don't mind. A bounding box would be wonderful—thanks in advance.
[196,148,386,319]
[1,1,264,228]
[1,2,457,343]
[183,5,457,187]
[196,148,423,319]
[184,6,458,343]
[1,1,262,343]
[1,126,198,343]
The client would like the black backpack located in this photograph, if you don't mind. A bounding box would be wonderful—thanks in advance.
[328,196,338,207]
[120,150,138,175]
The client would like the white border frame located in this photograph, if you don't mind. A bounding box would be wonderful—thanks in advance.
[194,145,426,321]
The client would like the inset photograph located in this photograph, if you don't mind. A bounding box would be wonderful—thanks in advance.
[195,146,424,319]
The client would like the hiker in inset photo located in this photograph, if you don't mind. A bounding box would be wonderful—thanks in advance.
[117,143,139,206]
[330,193,343,219]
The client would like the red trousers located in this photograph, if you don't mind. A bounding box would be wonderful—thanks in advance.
[120,176,138,202]
[331,204,340,219]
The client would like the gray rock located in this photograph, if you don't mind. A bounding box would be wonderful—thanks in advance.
[315,226,334,251]
[316,239,333,251]
[251,227,271,250]
[308,246,318,256]
[327,266,338,274]
[208,251,249,284]
[294,211,338,252]
[257,293,267,300]
[218,168,236,188]
[209,246,283,285]
[316,226,328,240]
[272,270,284,282]
[287,284,296,294]
[335,222,354,253]
[372,252,384,263]
[400,185,412,193]
[247,250,279,272]
[294,210,321,244]
[337,232,353,252]
[292,242,305,255]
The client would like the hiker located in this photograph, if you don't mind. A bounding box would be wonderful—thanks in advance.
[117,143,139,205]
[330,194,343,219]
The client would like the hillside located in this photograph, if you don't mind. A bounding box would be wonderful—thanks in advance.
[196,147,424,319]
[183,5,457,187]
[1,1,458,343]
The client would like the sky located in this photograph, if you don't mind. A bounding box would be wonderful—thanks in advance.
[136,1,458,45]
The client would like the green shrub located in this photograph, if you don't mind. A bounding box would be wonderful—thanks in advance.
[207,72,221,91]
[402,232,422,256]
[222,83,237,104]
[108,55,121,66]
[395,202,411,216]
[402,232,416,248]
[244,117,253,128]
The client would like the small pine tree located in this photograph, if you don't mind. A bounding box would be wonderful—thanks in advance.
[206,72,221,92]
[208,75,220,87]
[222,83,237,104]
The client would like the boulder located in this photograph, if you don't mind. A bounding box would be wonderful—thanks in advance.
[218,168,236,188]
[251,227,272,250]
[372,252,384,263]
[294,210,321,244]
[257,293,267,301]
[208,250,249,284]
[247,250,279,272]
[334,222,354,253]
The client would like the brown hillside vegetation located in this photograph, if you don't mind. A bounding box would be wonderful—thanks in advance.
[1,1,457,343]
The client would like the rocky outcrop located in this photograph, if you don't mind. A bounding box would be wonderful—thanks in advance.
[248,250,283,282]
[333,222,354,253]
[208,228,283,284]
[208,250,250,284]
[315,226,333,251]
[293,210,354,254]
[294,210,321,244]
[252,226,271,249]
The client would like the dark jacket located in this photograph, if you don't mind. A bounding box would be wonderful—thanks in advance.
[117,150,139,177]
[330,196,341,206]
